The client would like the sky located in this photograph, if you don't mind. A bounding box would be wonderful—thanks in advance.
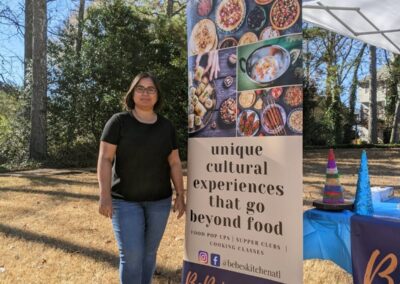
[0,0,79,86]
[0,0,392,103]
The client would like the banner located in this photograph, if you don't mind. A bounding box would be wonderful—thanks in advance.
[351,215,400,284]
[184,0,303,283]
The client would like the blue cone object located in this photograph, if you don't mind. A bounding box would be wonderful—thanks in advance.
[354,150,374,215]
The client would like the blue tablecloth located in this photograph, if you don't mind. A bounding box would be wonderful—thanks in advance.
[303,209,354,273]
[373,197,400,219]
[303,198,400,273]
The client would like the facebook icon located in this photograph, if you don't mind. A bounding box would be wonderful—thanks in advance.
[210,254,220,267]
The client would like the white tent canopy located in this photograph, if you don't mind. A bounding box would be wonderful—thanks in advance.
[303,0,400,54]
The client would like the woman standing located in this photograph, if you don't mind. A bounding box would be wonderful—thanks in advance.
[97,72,185,284]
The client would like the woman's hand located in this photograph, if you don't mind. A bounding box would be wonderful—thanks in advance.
[99,195,113,218]
[168,149,186,219]
[173,194,186,219]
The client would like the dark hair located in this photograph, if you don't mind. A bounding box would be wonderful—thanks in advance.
[124,72,162,111]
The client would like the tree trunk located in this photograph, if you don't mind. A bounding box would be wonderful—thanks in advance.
[325,33,335,107]
[305,38,310,82]
[389,55,400,144]
[65,0,85,147]
[368,45,378,144]
[391,98,400,143]
[24,0,33,89]
[76,0,85,57]
[30,0,47,161]
[344,43,366,143]
[167,0,174,17]
[325,33,342,144]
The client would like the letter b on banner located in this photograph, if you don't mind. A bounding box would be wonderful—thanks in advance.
[364,250,398,284]
[351,215,400,284]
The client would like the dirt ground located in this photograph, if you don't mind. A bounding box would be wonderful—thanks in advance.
[0,148,398,283]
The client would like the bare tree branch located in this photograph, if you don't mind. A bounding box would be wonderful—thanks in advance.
[171,4,186,17]
[0,5,24,36]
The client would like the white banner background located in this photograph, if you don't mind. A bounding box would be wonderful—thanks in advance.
[184,136,302,283]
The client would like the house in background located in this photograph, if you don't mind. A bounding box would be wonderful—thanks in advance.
[357,65,391,142]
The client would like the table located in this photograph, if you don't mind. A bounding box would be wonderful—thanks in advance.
[303,198,400,273]
[303,209,353,272]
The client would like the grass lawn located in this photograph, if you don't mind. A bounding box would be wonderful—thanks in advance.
[0,148,399,283]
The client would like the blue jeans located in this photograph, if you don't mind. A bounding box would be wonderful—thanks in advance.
[112,197,171,284]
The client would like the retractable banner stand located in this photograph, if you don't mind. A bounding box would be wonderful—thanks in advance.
[183,1,303,283]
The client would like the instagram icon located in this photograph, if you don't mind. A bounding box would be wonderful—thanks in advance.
[198,251,208,264]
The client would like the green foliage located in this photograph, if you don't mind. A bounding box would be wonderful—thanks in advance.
[385,55,400,125]
[0,88,31,167]
[326,99,344,145]
[303,80,317,144]
[47,0,188,166]
[303,25,375,146]
[303,80,333,146]
[343,44,366,144]
[303,26,328,40]
[147,14,188,159]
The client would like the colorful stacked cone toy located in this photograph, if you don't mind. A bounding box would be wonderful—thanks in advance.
[313,148,353,210]
[323,148,345,204]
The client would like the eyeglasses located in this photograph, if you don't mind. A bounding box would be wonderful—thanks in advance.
[134,85,157,95]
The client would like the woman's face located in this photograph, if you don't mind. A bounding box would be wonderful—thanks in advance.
[133,77,158,111]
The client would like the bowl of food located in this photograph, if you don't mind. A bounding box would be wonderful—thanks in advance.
[284,86,303,107]
[270,86,283,100]
[189,19,218,56]
[287,108,302,134]
[238,32,258,46]
[270,0,301,30]
[219,37,238,49]
[219,97,237,125]
[247,6,266,31]
[197,0,213,17]
[259,26,280,40]
[237,110,260,136]
[239,45,290,85]
[261,103,287,135]
[215,0,246,33]
[238,90,256,109]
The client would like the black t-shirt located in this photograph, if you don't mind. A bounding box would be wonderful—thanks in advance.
[100,111,178,202]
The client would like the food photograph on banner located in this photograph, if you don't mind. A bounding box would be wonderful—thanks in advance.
[237,34,302,91]
[237,85,303,137]
[188,48,237,137]
[184,0,303,283]
[187,0,302,56]
[187,0,302,138]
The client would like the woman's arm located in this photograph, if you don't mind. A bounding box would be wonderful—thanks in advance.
[97,141,117,218]
[168,149,186,218]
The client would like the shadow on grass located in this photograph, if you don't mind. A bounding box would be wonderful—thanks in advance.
[0,223,182,282]
[50,169,96,175]
[26,175,98,186]
[0,173,98,186]
[304,163,400,178]
[0,187,98,201]
[0,223,119,267]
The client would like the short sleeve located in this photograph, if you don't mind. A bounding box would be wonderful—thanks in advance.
[170,123,178,150]
[101,114,121,145]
